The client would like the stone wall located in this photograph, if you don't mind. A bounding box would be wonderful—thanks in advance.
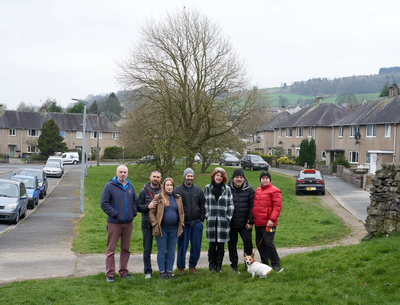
[316,164,332,175]
[278,164,304,172]
[336,165,362,188]
[365,162,400,238]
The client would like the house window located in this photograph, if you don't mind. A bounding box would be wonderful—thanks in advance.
[27,146,38,153]
[59,130,65,137]
[76,131,82,138]
[350,126,359,137]
[385,125,391,137]
[349,151,359,164]
[285,148,292,156]
[91,147,102,154]
[308,127,312,137]
[28,129,40,137]
[296,127,303,137]
[365,152,371,164]
[366,125,376,137]
[278,128,282,138]
[75,146,82,150]
[338,126,343,137]
[90,131,102,139]
[285,128,292,137]
[112,132,118,140]
[9,128,16,136]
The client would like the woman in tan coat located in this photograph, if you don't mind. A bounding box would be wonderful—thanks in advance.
[149,178,184,279]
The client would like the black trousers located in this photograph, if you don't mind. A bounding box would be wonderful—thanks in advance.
[255,226,280,268]
[228,226,253,267]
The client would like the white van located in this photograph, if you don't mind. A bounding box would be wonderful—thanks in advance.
[61,152,80,165]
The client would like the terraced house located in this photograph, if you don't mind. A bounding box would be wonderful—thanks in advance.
[0,106,119,158]
[331,86,400,173]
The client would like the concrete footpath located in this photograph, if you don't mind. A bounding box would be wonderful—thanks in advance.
[0,166,371,285]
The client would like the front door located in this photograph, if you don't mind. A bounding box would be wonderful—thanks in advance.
[370,153,377,174]
[9,145,16,158]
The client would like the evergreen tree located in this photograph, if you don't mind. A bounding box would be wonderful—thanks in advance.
[67,102,86,114]
[47,102,63,112]
[298,139,309,166]
[38,119,68,157]
[307,138,316,168]
[89,100,99,114]
[100,93,123,122]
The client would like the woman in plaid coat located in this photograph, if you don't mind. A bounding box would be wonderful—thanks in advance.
[204,167,234,272]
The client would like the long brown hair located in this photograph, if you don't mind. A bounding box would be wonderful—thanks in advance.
[210,167,227,184]
[156,177,175,207]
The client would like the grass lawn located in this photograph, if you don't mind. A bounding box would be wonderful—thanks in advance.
[1,233,399,304]
[72,164,350,254]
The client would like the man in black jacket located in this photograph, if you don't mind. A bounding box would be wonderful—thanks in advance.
[227,168,255,273]
[174,168,205,274]
[137,170,162,279]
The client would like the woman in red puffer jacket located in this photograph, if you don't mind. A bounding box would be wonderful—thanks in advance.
[253,170,282,271]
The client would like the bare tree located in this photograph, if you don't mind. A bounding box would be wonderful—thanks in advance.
[117,8,264,173]
[17,101,37,112]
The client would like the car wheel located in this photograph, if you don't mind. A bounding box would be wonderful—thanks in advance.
[321,190,325,195]
[219,161,222,165]
[28,202,34,209]
[44,188,47,196]
[241,164,245,169]
[12,210,20,224]
[73,160,78,165]
[250,166,254,171]
[39,192,44,199]
[35,197,39,205]
[20,207,26,219]
[296,190,300,195]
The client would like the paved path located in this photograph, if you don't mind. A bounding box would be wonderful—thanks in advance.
[0,165,370,285]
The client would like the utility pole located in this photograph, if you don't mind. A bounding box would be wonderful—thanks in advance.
[97,110,100,167]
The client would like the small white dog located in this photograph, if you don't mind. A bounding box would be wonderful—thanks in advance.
[243,252,273,278]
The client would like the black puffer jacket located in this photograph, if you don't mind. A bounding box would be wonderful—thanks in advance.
[227,176,255,228]
[174,183,205,223]
[137,182,162,228]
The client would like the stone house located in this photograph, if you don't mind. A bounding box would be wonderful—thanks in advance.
[273,97,347,161]
[0,108,119,158]
[330,86,400,174]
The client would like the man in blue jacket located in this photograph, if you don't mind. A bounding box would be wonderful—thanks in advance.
[100,165,138,283]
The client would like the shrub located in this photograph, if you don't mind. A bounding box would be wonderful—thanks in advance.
[277,156,296,165]
[259,154,275,165]
[332,155,350,173]
[104,146,123,159]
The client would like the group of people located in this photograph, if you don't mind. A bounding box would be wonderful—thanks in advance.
[100,164,282,282]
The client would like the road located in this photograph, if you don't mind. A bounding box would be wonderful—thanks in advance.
[0,163,79,233]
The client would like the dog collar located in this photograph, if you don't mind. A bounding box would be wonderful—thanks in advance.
[252,258,256,263]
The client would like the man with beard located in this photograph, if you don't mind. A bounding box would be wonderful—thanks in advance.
[174,168,205,274]
[137,170,162,279]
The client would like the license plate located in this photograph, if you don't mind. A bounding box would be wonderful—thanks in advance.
[306,187,316,191]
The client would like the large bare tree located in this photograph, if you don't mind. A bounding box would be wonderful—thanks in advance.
[117,9,264,174]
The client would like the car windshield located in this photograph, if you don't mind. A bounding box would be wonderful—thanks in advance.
[299,172,323,179]
[46,162,60,168]
[12,178,35,189]
[0,183,18,197]
[251,156,264,162]
[224,153,235,158]
[19,170,43,180]
[48,159,61,164]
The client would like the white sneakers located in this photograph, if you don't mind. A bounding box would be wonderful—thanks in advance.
[145,274,152,279]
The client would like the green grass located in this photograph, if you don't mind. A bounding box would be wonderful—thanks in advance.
[72,164,349,254]
[2,234,400,304]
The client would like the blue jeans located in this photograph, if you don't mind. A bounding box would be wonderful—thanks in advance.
[155,227,178,273]
[177,220,203,268]
[142,226,153,275]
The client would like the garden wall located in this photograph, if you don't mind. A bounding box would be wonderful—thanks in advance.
[278,164,304,172]
[336,165,362,188]
[316,164,332,175]
[365,162,400,238]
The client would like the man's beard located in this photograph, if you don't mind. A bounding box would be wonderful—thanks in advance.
[185,179,193,187]
[151,181,159,188]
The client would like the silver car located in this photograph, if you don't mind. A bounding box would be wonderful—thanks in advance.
[43,162,63,178]
[0,179,28,224]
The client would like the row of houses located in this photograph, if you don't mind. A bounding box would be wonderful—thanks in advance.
[0,106,119,158]
[252,86,400,174]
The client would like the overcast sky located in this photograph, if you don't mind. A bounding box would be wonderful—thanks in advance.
[2,0,399,110]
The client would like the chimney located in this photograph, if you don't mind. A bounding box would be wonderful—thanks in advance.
[389,85,399,98]
[281,105,286,111]
[316,96,323,105]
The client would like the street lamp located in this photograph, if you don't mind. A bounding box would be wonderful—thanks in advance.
[72,98,88,215]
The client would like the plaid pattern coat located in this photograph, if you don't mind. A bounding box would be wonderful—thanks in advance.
[204,183,234,243]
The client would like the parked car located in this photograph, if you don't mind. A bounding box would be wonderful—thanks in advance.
[241,154,269,171]
[43,162,63,178]
[10,175,39,209]
[194,154,201,164]
[219,153,240,166]
[18,168,48,199]
[61,152,80,165]
[137,155,156,164]
[0,179,28,224]
[47,156,64,175]
[295,169,325,195]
